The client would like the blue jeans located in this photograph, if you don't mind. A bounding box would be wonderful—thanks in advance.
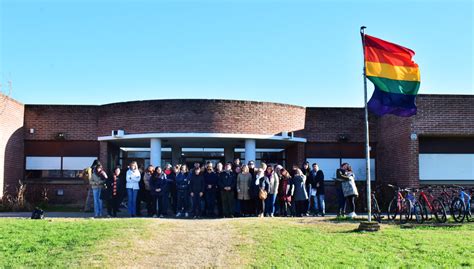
[92,188,103,217]
[314,194,325,214]
[265,193,277,215]
[336,187,345,215]
[127,188,139,216]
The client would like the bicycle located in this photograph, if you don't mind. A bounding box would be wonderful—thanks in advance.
[386,184,412,224]
[371,188,382,223]
[418,186,447,223]
[451,185,473,223]
[407,188,424,224]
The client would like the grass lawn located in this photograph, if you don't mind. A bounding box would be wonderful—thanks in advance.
[235,218,474,268]
[0,217,473,268]
[0,218,154,267]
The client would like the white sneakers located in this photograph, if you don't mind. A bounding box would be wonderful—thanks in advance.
[348,212,357,218]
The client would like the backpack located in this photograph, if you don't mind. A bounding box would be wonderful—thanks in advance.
[83,167,92,182]
[31,208,44,219]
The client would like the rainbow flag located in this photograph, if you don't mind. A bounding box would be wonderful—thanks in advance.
[364,35,420,117]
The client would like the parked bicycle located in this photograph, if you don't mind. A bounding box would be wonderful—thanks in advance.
[450,185,473,223]
[417,186,447,223]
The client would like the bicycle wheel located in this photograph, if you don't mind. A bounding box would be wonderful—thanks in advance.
[413,201,424,224]
[387,197,398,220]
[466,198,474,222]
[451,198,465,223]
[372,197,382,223]
[419,199,430,221]
[432,198,447,223]
[400,199,411,224]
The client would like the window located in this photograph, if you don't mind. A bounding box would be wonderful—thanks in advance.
[419,154,474,181]
[25,156,97,179]
[306,158,375,181]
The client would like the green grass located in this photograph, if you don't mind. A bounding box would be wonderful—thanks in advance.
[1,217,473,268]
[0,218,149,268]
[234,218,474,268]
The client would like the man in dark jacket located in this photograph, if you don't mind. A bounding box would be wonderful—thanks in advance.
[336,163,349,217]
[203,162,218,217]
[190,167,205,218]
[150,167,168,217]
[219,162,236,218]
[310,163,325,216]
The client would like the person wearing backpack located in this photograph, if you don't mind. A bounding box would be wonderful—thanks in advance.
[90,163,107,218]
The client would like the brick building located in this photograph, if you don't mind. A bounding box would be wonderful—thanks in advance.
[0,93,473,207]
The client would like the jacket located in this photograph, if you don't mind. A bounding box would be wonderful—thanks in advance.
[266,171,280,195]
[236,172,252,200]
[90,169,107,189]
[103,173,123,200]
[143,172,152,191]
[335,169,349,188]
[176,172,190,191]
[256,174,270,193]
[310,169,325,195]
[278,177,294,202]
[218,170,236,191]
[342,172,359,197]
[203,170,219,192]
[126,169,141,190]
[189,173,205,194]
[292,175,308,201]
[150,172,168,196]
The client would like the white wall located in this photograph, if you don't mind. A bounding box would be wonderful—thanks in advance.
[419,154,474,180]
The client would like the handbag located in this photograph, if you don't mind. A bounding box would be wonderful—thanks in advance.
[259,189,268,200]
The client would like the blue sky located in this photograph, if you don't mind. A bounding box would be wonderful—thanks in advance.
[0,0,472,107]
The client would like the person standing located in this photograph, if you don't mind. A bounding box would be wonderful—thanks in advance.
[248,161,259,217]
[292,168,308,217]
[264,166,279,217]
[167,165,178,215]
[278,168,293,217]
[143,165,154,217]
[126,161,141,217]
[236,164,252,216]
[342,165,359,218]
[104,166,122,217]
[218,162,236,218]
[335,163,350,217]
[190,166,205,218]
[175,165,190,217]
[203,162,218,217]
[90,163,107,218]
[313,163,326,217]
[150,166,168,217]
[302,161,312,215]
[255,168,270,217]
[215,162,224,217]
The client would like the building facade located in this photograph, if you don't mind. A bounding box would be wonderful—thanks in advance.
[0,94,473,207]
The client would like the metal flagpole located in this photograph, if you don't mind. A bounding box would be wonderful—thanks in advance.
[360,26,372,222]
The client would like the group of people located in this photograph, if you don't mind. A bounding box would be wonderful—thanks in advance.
[86,158,359,219]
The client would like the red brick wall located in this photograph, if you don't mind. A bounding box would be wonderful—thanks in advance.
[297,108,377,143]
[0,94,25,196]
[376,94,474,189]
[97,99,306,136]
[24,105,99,141]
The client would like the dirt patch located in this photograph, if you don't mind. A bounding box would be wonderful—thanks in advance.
[102,218,246,268]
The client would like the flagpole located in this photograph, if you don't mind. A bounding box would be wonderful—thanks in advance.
[360,26,372,222]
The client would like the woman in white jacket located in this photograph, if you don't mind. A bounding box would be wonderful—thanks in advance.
[126,161,141,217]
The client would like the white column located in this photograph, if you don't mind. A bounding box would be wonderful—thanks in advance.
[171,145,182,165]
[245,139,256,164]
[150,138,162,167]
[224,146,234,163]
